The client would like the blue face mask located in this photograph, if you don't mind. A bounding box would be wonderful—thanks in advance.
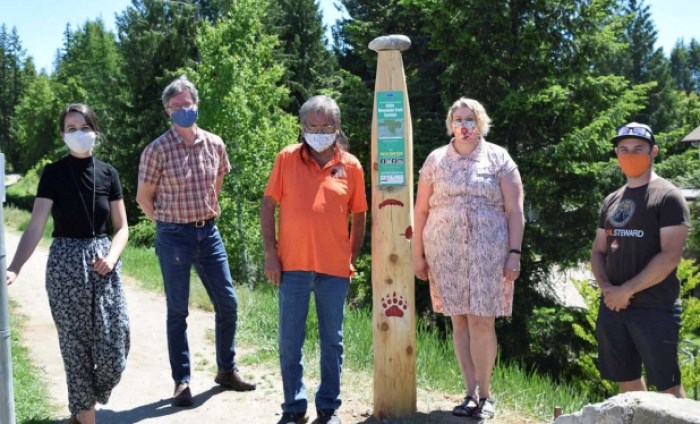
[171,107,198,128]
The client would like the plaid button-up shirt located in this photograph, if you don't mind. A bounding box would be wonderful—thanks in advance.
[138,127,231,223]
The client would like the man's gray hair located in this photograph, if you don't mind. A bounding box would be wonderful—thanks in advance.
[299,95,341,127]
[299,95,349,149]
[162,75,199,108]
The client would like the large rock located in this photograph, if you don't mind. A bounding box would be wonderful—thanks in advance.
[555,392,700,424]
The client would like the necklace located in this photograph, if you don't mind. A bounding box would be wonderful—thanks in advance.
[68,156,96,239]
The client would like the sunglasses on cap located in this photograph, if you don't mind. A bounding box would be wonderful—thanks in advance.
[612,123,655,145]
[616,125,653,138]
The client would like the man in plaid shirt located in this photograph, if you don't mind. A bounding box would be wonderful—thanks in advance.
[136,75,255,407]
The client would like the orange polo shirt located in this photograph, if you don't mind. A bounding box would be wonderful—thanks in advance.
[264,143,368,277]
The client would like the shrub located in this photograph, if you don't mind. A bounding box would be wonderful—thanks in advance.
[5,159,49,211]
[678,259,700,399]
[128,218,156,247]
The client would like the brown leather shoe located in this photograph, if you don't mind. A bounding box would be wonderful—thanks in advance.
[172,382,193,407]
[214,369,256,391]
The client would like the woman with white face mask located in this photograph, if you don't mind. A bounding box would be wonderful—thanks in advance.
[6,103,130,424]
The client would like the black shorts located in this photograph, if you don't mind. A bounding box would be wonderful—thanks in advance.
[596,301,682,391]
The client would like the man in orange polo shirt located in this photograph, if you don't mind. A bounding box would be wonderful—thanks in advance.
[261,95,367,424]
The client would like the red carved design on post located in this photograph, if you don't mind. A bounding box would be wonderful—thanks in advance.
[378,198,405,209]
[381,292,408,318]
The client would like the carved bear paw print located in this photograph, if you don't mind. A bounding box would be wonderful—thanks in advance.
[381,292,408,318]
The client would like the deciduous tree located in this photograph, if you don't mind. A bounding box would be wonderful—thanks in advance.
[193,0,297,284]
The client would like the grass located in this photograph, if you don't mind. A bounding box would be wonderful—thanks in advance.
[6,169,40,199]
[4,205,590,422]
[234,284,590,420]
[119,247,214,312]
[4,206,56,423]
[3,204,53,237]
[8,301,56,423]
[414,322,591,413]
[5,168,44,212]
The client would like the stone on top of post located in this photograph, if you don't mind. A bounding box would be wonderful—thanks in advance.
[368,35,411,52]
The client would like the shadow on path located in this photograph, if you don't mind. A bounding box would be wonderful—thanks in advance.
[96,386,224,423]
[357,410,485,424]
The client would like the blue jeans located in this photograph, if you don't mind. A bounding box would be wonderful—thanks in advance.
[279,271,349,413]
[155,221,238,384]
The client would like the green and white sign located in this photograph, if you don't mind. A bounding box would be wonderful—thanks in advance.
[376,91,406,186]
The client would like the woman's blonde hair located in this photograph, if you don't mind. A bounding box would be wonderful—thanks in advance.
[445,97,492,136]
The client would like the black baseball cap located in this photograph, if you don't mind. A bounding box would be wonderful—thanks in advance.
[611,122,656,146]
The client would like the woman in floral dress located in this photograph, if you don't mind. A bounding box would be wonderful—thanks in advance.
[413,98,524,420]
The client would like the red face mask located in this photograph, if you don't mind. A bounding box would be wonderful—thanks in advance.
[617,153,651,178]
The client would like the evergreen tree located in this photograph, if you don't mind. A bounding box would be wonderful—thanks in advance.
[265,0,337,114]
[671,41,695,93]
[52,19,124,150]
[670,39,700,93]
[113,0,205,220]
[404,0,662,377]
[613,0,678,132]
[0,26,30,167]
[336,0,445,174]
[691,39,700,91]
[330,0,448,307]
[619,0,657,82]
[643,52,679,132]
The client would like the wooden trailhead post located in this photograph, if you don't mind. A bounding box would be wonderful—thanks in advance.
[369,34,416,419]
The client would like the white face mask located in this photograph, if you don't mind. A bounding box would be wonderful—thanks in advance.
[304,133,336,153]
[63,130,96,154]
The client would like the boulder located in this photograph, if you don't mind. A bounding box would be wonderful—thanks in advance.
[555,392,700,424]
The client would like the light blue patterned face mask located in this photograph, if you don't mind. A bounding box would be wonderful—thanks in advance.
[304,133,336,152]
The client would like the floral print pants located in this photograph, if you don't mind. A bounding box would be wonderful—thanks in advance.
[46,237,130,414]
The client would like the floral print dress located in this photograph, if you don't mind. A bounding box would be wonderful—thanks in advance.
[420,139,517,317]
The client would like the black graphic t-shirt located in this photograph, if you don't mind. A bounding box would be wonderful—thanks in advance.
[598,177,690,308]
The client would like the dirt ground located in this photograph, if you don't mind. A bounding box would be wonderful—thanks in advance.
[6,231,541,424]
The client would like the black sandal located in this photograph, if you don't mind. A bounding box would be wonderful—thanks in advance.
[452,395,478,417]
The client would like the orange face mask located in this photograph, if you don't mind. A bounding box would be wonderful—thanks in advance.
[617,153,651,178]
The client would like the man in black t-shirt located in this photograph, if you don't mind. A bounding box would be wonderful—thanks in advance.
[590,122,690,398]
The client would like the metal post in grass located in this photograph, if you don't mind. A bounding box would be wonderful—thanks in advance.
[369,35,416,420]
[0,153,17,424]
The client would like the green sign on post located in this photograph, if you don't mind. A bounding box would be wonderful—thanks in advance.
[376,91,406,186]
